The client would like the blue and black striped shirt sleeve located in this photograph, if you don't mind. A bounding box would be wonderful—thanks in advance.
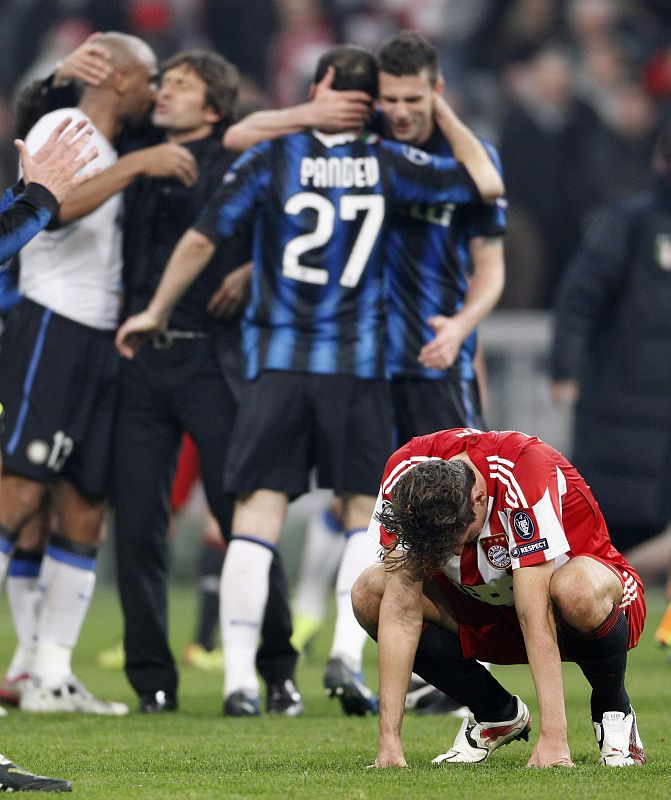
[0,183,59,263]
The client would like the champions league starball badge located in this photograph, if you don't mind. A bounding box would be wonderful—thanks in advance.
[512,510,535,540]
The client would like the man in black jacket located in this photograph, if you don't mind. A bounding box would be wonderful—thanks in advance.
[551,125,671,648]
[113,49,301,715]
[551,124,671,551]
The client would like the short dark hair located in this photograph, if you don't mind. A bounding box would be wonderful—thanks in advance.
[161,49,239,125]
[376,460,476,573]
[378,31,439,85]
[313,45,378,98]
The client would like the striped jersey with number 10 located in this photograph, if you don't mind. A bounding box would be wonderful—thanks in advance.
[194,130,484,380]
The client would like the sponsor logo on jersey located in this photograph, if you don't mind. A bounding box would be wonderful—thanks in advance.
[512,510,535,540]
[401,145,432,166]
[511,538,548,558]
[403,201,455,228]
[479,533,511,570]
[655,234,671,271]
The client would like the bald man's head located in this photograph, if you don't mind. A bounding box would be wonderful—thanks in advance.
[97,32,156,73]
[86,32,157,126]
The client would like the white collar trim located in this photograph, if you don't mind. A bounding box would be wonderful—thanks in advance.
[311,130,359,147]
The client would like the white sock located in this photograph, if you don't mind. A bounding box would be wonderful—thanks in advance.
[6,551,43,679]
[221,538,273,698]
[0,532,13,591]
[293,507,345,620]
[32,540,97,688]
[329,528,381,671]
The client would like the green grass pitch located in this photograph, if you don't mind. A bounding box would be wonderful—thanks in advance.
[0,585,669,799]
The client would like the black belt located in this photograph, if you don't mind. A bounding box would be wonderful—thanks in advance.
[151,330,208,349]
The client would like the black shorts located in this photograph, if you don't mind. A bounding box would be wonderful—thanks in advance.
[0,298,119,496]
[224,370,392,499]
[390,373,485,446]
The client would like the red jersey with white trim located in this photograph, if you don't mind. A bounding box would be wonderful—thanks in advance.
[368,428,641,609]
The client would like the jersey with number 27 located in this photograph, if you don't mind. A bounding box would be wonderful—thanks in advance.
[369,428,641,609]
[194,130,482,380]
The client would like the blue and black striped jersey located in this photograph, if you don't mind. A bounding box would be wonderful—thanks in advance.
[382,128,506,380]
[0,183,58,264]
[195,130,482,379]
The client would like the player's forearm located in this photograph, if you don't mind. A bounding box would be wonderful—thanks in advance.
[453,238,505,334]
[377,573,423,744]
[224,105,314,152]
[434,103,503,201]
[147,229,215,324]
[57,151,145,225]
[522,616,568,736]
[515,568,568,737]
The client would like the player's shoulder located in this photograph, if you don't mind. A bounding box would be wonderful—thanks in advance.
[226,138,273,173]
[377,138,442,169]
[488,431,561,483]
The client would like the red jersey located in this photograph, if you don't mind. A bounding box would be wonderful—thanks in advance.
[369,429,641,611]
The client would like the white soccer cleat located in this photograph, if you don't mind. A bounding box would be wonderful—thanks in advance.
[432,695,531,764]
[20,675,129,716]
[593,708,646,766]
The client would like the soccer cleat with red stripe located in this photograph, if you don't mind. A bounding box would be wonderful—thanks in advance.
[593,708,646,766]
[432,695,531,764]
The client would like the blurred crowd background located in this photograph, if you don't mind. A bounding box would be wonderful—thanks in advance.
[1,0,671,309]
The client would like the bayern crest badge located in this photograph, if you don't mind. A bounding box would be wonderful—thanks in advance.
[479,533,511,570]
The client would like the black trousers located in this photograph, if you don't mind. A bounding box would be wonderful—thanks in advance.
[112,336,297,698]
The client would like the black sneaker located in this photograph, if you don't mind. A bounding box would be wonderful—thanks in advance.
[0,755,72,792]
[139,690,177,713]
[266,679,304,717]
[323,657,378,716]
[223,690,261,717]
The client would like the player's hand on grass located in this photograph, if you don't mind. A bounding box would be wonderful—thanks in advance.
[527,739,575,768]
[115,311,163,359]
[308,66,372,132]
[17,117,100,203]
[370,738,407,768]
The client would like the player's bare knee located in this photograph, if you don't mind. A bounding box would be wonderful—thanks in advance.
[0,475,45,530]
[550,557,611,630]
[352,563,385,636]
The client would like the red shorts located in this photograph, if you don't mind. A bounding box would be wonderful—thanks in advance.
[432,557,646,665]
[170,434,200,512]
